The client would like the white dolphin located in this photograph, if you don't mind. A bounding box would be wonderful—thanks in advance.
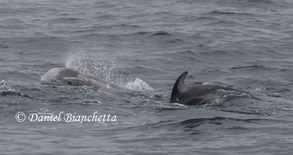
[41,68,121,89]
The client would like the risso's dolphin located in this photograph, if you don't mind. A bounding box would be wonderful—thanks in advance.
[170,71,228,105]
[40,68,121,89]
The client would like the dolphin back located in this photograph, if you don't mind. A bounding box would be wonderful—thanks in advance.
[41,68,122,89]
[170,71,188,103]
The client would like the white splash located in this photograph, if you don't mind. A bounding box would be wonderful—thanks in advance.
[203,82,213,85]
[124,78,154,91]
[0,80,24,96]
[0,80,9,90]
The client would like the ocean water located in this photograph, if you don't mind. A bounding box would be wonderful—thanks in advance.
[1,0,293,154]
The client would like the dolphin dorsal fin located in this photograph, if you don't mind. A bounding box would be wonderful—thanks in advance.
[171,71,188,97]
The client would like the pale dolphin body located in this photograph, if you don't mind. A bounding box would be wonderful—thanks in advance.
[170,71,228,105]
[40,68,121,89]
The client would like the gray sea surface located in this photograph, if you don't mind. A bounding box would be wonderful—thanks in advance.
[1,0,293,154]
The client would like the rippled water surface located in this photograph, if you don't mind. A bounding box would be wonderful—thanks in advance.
[1,0,293,154]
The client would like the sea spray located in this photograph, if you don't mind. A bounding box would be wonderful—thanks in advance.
[65,50,154,91]
[125,78,154,91]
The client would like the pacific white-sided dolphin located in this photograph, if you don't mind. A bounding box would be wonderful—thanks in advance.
[40,68,121,89]
[170,71,228,105]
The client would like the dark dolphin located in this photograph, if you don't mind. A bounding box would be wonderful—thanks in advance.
[41,68,121,89]
[170,71,228,105]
